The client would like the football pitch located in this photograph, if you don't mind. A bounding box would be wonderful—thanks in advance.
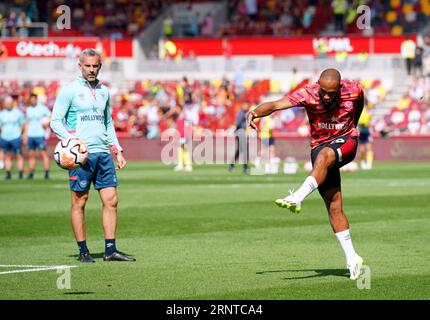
[0,161,429,300]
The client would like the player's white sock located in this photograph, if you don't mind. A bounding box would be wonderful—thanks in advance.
[335,229,358,263]
[294,176,318,202]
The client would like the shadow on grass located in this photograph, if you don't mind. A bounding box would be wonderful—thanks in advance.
[63,292,95,295]
[256,269,348,280]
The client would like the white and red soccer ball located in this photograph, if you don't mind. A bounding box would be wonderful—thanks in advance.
[53,138,89,170]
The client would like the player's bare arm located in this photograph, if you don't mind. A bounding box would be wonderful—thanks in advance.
[246,96,294,130]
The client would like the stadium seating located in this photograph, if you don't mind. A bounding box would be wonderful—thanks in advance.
[0,78,270,138]
[7,76,427,138]
[386,77,430,135]
[1,0,429,39]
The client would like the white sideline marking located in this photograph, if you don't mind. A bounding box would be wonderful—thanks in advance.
[0,264,77,276]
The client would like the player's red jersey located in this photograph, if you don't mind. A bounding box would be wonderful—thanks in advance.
[287,80,364,149]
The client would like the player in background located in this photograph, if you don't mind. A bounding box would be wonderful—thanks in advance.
[0,96,25,180]
[50,48,135,263]
[258,115,276,174]
[174,105,193,172]
[228,101,250,174]
[0,100,3,170]
[358,103,373,170]
[23,93,51,179]
[247,69,364,280]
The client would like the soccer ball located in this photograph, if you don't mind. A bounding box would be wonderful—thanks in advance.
[53,138,89,170]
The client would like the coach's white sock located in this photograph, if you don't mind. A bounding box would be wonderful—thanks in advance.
[293,176,318,202]
[335,229,358,263]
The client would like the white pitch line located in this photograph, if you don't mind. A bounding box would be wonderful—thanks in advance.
[0,264,76,268]
[0,265,78,276]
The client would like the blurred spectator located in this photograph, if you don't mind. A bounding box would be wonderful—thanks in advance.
[185,12,199,37]
[162,14,174,37]
[332,0,348,33]
[7,10,18,37]
[422,105,430,134]
[314,40,328,58]
[201,13,214,37]
[409,78,425,101]
[24,0,38,21]
[414,46,424,78]
[1,0,429,39]
[302,5,316,29]
[7,76,427,139]
[407,104,422,134]
[145,99,161,139]
[244,0,258,20]
[0,12,5,37]
[401,37,416,76]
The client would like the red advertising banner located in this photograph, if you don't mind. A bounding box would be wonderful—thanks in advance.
[170,36,414,56]
[1,38,133,58]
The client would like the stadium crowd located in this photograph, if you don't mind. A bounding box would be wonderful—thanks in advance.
[1,0,430,39]
[386,76,430,135]
[1,74,429,143]
[0,77,271,140]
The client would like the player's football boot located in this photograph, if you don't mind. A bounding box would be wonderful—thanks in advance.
[347,255,364,280]
[275,191,302,214]
[174,165,183,171]
[103,251,136,262]
[79,252,95,263]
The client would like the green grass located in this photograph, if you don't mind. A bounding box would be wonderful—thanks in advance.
[0,161,429,300]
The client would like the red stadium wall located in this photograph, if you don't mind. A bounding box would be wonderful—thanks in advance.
[169,36,415,56]
[45,136,430,162]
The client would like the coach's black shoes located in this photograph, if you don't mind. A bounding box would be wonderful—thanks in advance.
[103,251,136,262]
[79,252,95,263]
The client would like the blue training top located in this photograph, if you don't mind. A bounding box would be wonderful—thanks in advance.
[50,76,122,154]
[0,108,25,141]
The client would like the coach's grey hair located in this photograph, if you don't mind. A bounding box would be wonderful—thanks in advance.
[79,48,102,63]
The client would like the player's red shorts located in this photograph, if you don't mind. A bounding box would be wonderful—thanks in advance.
[311,135,358,193]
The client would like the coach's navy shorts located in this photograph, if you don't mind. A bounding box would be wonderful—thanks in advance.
[311,135,358,194]
[27,137,46,150]
[1,137,22,154]
[68,152,117,192]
